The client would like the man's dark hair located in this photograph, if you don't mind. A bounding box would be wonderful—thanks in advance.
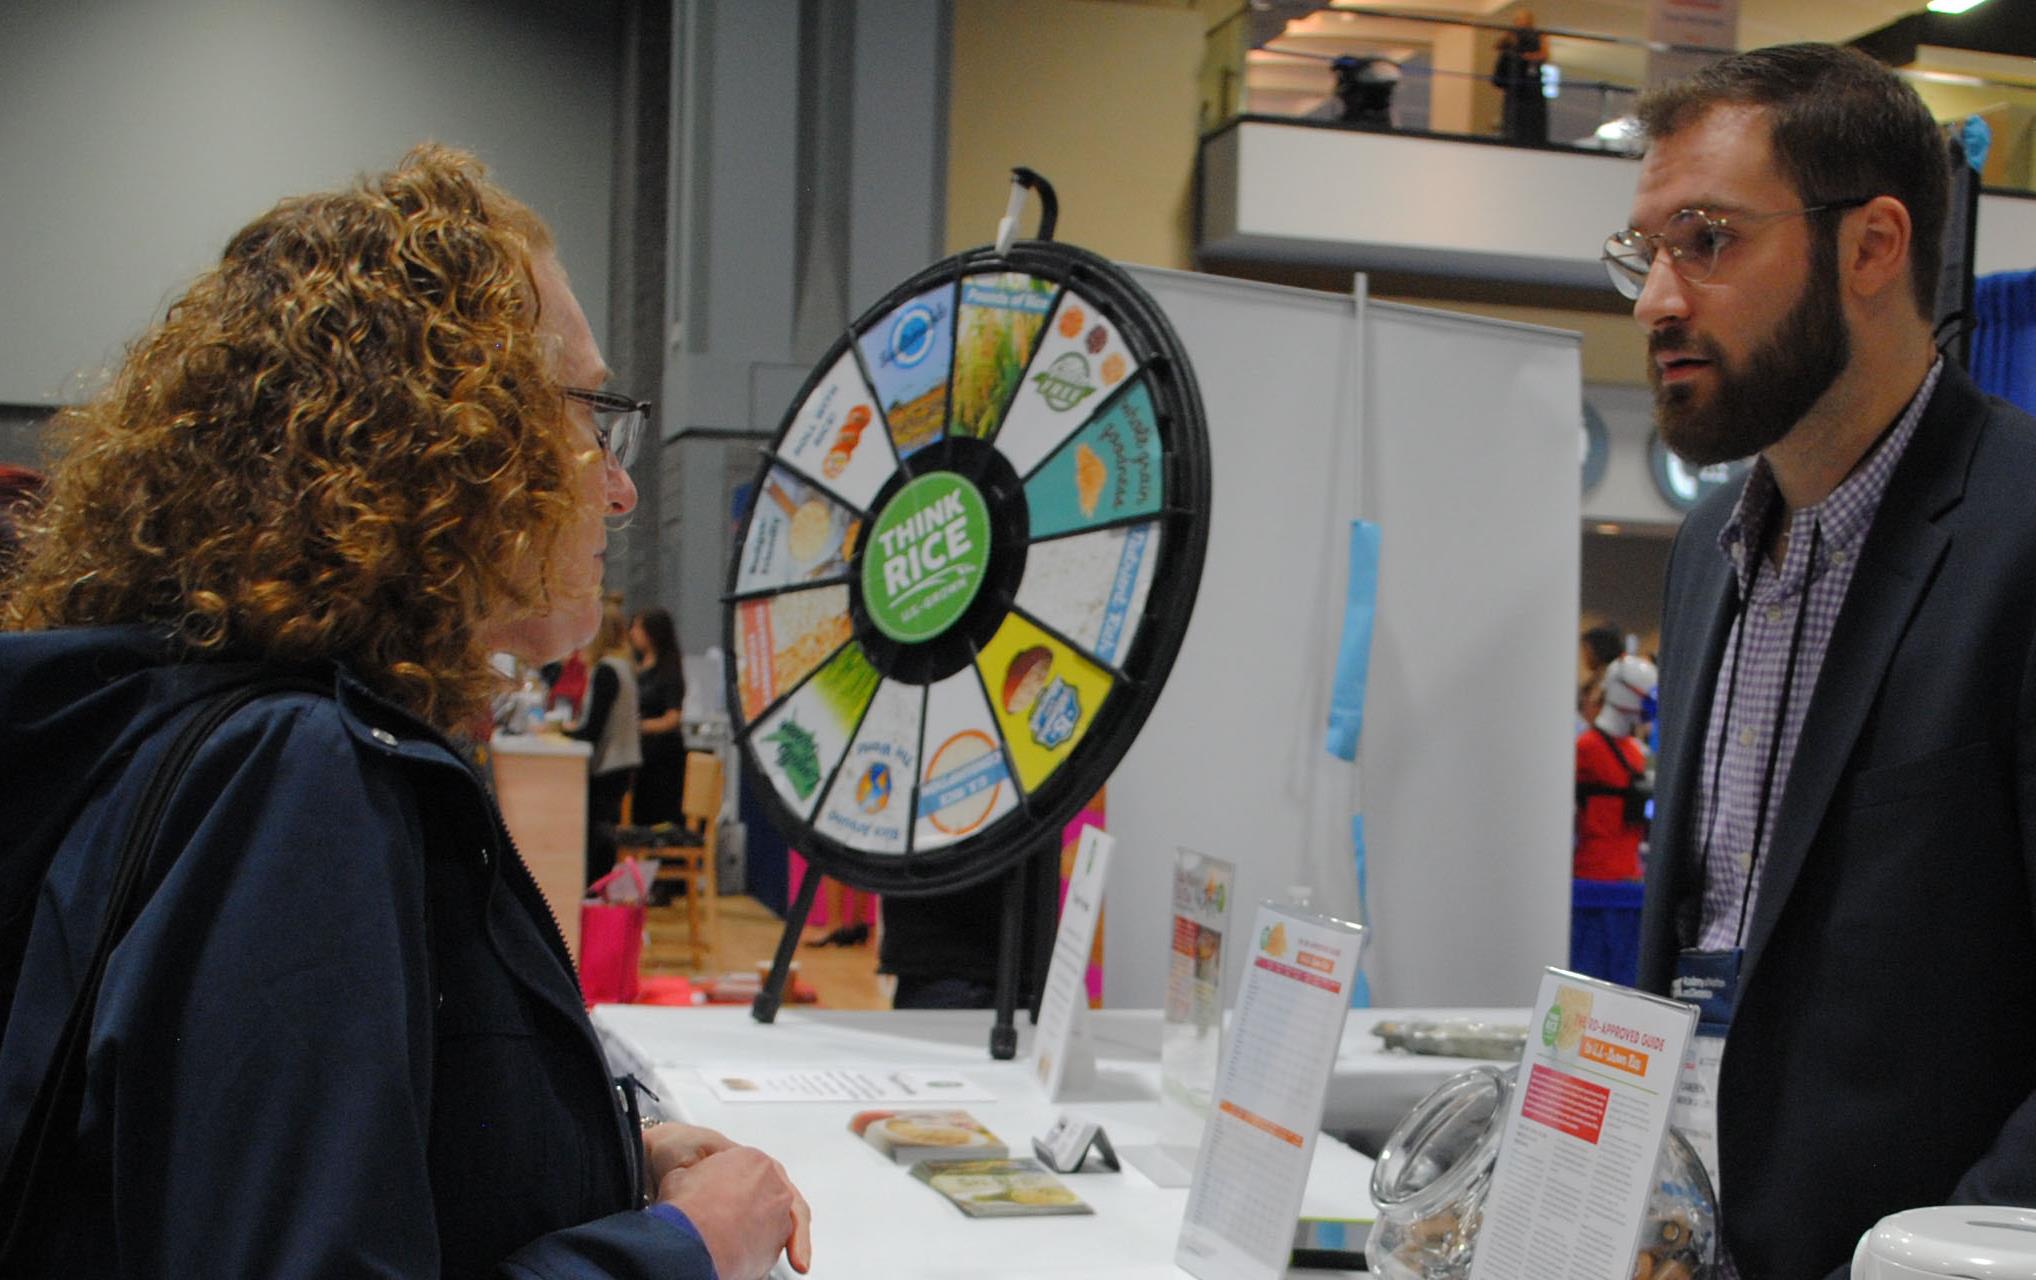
[1581,623,1624,669]
[1637,43,1948,319]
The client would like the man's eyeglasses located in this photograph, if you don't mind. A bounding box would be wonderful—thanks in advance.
[1600,197,1870,300]
[563,387,649,469]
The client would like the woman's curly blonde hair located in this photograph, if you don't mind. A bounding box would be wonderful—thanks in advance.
[3,144,591,727]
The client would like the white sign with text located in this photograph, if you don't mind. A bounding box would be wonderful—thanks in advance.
[1031,825,1113,1101]
[1175,902,1366,1280]
[1468,969,1697,1280]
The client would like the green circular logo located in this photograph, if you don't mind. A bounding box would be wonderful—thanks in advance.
[862,472,992,643]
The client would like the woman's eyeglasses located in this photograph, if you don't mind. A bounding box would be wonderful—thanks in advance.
[563,387,650,468]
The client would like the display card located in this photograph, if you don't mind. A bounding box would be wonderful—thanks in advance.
[913,668,1017,852]
[813,678,921,855]
[750,643,881,819]
[974,612,1113,793]
[736,467,863,594]
[948,272,1056,440]
[1467,969,1698,1280]
[995,289,1141,478]
[733,584,854,721]
[1012,521,1160,669]
[701,1068,993,1105]
[1031,825,1114,1100]
[1024,378,1163,539]
[775,349,897,510]
[1162,848,1235,1119]
[1176,903,1366,1280]
[857,281,954,460]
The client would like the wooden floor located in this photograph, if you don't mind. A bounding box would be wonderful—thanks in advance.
[642,894,890,1010]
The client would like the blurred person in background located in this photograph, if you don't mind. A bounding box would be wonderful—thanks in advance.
[1492,9,1549,145]
[628,606,688,826]
[568,598,642,886]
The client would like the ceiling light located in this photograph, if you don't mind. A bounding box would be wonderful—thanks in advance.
[1926,0,1990,13]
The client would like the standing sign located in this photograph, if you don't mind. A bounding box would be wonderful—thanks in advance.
[1467,970,1698,1280]
[1175,903,1366,1280]
[1162,848,1236,1115]
[1031,825,1114,1100]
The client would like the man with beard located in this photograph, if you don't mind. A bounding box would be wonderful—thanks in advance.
[1615,45,2036,1279]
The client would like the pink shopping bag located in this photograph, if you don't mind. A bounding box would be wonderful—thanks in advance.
[579,860,647,1005]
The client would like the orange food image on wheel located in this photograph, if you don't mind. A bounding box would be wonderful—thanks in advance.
[1100,353,1127,386]
[1057,306,1086,339]
[1073,444,1107,518]
[823,404,873,478]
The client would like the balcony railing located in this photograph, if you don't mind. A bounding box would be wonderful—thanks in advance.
[1202,4,2036,197]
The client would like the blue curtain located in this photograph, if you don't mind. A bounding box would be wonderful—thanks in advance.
[1973,268,2036,415]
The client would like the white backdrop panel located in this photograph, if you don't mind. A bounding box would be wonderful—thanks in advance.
[1102,269,1577,1009]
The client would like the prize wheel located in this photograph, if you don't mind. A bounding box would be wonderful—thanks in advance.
[724,239,1210,897]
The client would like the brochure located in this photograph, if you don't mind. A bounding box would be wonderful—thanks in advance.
[850,1109,1007,1165]
[911,1157,1094,1218]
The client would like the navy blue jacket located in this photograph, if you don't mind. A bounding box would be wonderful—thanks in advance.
[0,626,714,1278]
[1640,364,2036,1278]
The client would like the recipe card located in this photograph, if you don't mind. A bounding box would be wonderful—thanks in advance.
[1032,825,1114,1100]
[1467,969,1697,1280]
[1175,902,1366,1280]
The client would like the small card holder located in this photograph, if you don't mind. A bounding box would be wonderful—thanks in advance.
[1032,1114,1120,1174]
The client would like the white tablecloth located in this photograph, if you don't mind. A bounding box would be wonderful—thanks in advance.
[591,1004,1523,1279]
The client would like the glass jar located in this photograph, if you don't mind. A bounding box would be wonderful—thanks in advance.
[1365,1066,1717,1280]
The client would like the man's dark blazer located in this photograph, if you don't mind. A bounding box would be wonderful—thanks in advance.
[1638,362,2036,1280]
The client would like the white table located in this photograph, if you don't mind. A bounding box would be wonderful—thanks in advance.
[594,1005,1392,1279]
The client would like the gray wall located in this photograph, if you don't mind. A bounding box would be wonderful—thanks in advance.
[0,0,620,408]
[659,0,949,652]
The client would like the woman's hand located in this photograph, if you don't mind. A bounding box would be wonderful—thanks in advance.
[657,1146,813,1279]
[642,1121,736,1188]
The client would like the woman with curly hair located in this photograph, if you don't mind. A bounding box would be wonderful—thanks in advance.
[0,147,808,1280]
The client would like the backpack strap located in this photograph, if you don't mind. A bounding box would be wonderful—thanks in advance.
[1594,726,1644,784]
[0,675,327,1267]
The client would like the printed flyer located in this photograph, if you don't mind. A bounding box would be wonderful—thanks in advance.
[1013,522,1160,669]
[735,467,862,595]
[948,272,1056,440]
[974,612,1114,794]
[911,1158,1092,1219]
[814,678,921,855]
[1467,970,1698,1280]
[1162,848,1235,1118]
[913,669,1017,852]
[750,643,882,819]
[775,349,897,510]
[1177,903,1366,1280]
[995,289,1140,479]
[857,281,954,459]
[733,584,853,720]
[1025,378,1163,539]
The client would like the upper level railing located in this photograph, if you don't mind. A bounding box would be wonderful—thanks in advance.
[1199,3,2036,197]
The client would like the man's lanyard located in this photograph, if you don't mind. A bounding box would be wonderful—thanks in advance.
[1692,515,1824,950]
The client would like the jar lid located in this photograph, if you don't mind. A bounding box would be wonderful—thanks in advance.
[1370,1065,1511,1218]
[1856,1206,2036,1278]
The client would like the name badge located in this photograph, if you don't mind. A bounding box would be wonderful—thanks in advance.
[1669,947,1741,1194]
[1670,947,1741,1034]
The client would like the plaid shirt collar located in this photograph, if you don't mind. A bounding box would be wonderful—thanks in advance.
[1715,358,1944,595]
